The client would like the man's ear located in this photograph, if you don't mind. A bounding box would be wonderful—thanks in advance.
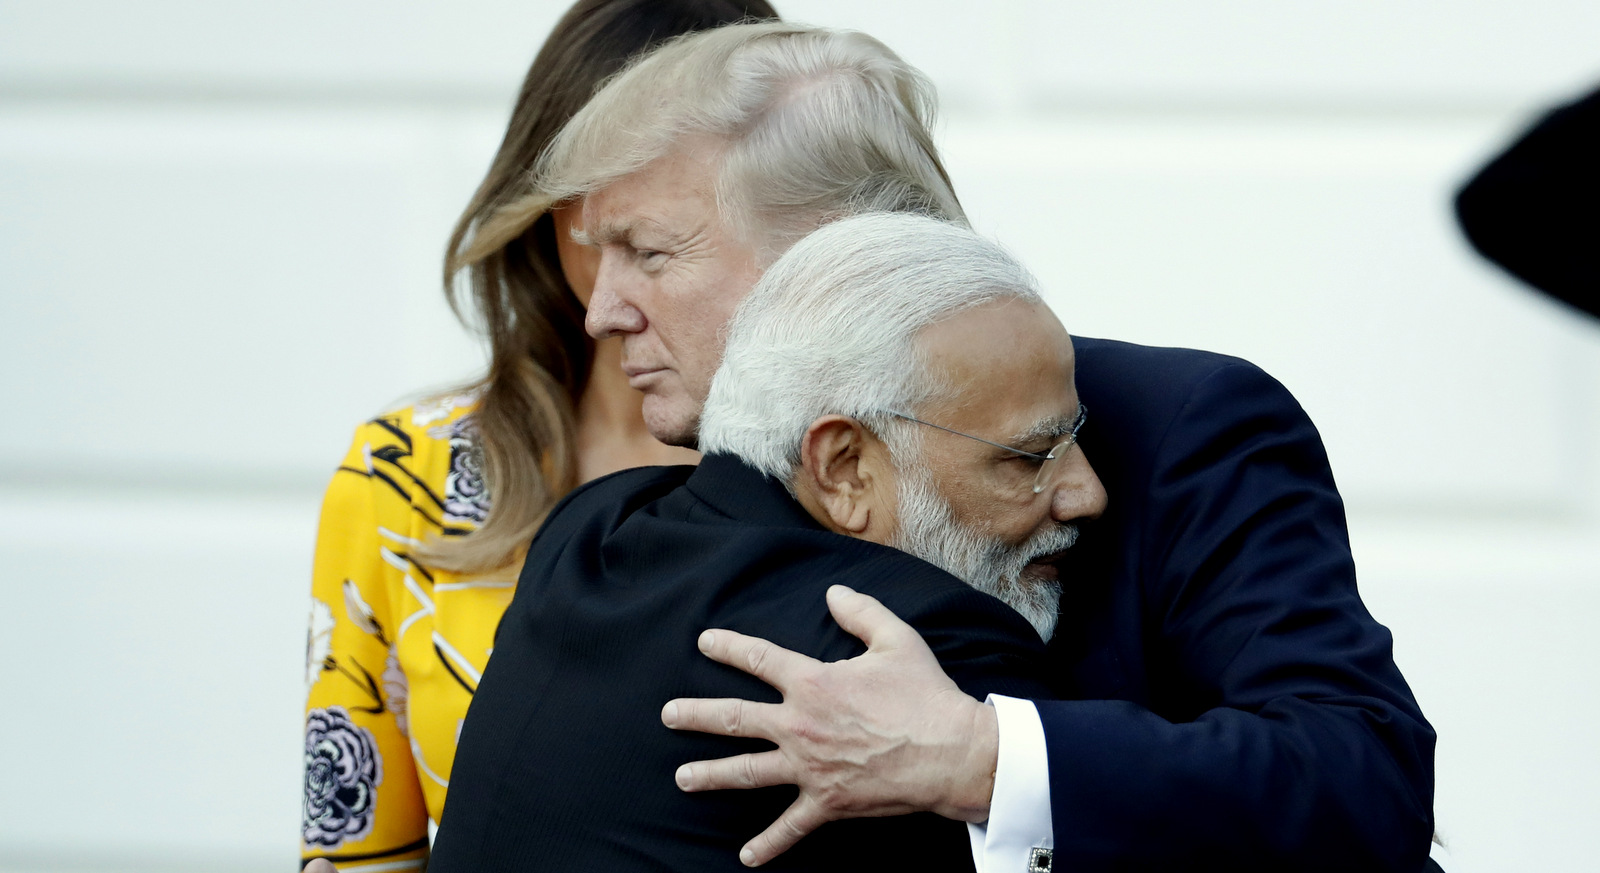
[797,415,888,536]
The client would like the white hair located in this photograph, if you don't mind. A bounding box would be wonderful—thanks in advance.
[534,21,964,256]
[699,212,1043,478]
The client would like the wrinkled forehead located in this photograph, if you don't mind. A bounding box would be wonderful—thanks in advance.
[579,138,729,233]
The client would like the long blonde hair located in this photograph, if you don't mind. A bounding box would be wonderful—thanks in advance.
[420,0,779,575]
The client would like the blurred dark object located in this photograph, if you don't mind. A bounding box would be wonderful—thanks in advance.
[1455,85,1600,320]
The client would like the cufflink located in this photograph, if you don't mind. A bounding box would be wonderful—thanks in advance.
[1028,847,1052,873]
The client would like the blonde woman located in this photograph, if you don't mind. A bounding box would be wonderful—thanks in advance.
[301,2,779,870]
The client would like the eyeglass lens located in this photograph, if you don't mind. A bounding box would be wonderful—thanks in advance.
[1031,439,1075,494]
[1030,406,1087,494]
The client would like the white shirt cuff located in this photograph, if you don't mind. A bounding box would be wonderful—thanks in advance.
[967,694,1053,873]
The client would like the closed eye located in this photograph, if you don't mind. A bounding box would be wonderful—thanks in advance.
[1001,449,1048,467]
[634,248,669,270]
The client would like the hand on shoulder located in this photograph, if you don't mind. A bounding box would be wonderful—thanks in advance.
[662,585,999,867]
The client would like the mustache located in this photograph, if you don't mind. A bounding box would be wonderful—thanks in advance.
[1018,523,1079,566]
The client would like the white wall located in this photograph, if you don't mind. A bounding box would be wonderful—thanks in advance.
[1,2,1597,871]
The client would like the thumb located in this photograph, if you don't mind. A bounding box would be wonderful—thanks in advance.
[825,585,918,651]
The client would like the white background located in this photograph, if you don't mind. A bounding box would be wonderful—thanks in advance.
[1,2,1597,870]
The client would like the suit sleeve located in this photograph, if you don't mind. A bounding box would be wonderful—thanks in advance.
[1037,362,1435,871]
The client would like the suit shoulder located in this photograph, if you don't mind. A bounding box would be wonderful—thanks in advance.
[537,465,695,541]
[1074,336,1305,421]
[567,463,694,501]
[744,542,1050,697]
[1075,335,1271,392]
[849,551,1053,693]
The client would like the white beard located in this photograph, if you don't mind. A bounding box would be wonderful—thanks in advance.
[890,465,1077,642]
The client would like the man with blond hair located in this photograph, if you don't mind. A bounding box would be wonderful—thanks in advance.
[452,21,1434,872]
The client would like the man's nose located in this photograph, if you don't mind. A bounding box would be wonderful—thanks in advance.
[584,254,647,340]
[1049,449,1107,524]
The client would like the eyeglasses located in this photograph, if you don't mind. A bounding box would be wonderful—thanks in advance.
[887,403,1087,494]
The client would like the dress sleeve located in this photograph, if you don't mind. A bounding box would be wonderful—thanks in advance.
[302,423,431,868]
[1037,362,1436,871]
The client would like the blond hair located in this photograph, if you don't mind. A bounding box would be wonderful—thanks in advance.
[465,21,964,268]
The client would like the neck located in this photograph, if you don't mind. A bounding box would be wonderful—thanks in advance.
[575,337,700,483]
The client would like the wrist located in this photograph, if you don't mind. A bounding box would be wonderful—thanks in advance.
[936,698,998,823]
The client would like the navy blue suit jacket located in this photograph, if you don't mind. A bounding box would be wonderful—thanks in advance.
[1043,337,1436,870]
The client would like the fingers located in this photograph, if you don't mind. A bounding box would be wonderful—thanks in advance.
[824,584,920,650]
[672,749,791,792]
[661,696,780,740]
[693,628,817,689]
[302,860,339,873]
[739,795,831,867]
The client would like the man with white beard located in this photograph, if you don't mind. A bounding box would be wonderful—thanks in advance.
[697,212,1098,643]
[429,212,1101,873]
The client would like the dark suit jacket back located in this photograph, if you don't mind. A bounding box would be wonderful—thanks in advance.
[429,453,1053,873]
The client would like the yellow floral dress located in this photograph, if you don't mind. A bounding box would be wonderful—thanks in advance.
[302,394,512,870]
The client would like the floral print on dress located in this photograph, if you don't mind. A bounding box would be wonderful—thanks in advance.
[343,579,386,642]
[438,415,490,525]
[306,598,335,689]
[410,391,479,428]
[303,706,384,849]
[382,647,410,738]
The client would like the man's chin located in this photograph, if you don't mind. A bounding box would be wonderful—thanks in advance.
[641,396,700,449]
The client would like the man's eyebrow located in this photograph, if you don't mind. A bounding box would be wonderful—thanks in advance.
[568,225,595,246]
[572,220,623,246]
[1005,413,1078,448]
[578,217,678,248]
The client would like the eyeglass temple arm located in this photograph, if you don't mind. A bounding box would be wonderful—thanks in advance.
[884,411,1053,461]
